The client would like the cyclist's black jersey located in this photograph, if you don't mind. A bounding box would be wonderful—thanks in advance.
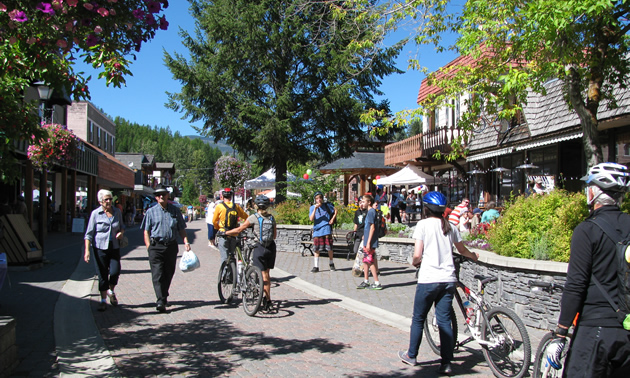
[559,205,630,328]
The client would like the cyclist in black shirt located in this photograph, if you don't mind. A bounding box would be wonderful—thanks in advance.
[547,162,630,377]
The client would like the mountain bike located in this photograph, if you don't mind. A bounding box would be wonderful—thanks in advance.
[217,232,264,316]
[423,255,531,378]
[528,280,571,378]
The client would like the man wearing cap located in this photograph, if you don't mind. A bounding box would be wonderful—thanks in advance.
[212,188,249,264]
[309,191,338,272]
[141,184,190,313]
[533,177,546,195]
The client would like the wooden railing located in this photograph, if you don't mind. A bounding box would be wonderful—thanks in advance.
[385,127,462,166]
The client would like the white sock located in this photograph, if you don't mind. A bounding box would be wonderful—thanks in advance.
[375,281,380,285]
[364,279,369,284]
[313,257,319,268]
[329,259,334,265]
[107,289,114,295]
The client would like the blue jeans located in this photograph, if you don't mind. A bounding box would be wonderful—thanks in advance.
[408,282,456,364]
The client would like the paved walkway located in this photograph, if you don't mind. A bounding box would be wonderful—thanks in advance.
[0,219,547,377]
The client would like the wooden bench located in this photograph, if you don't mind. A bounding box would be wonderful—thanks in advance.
[299,231,355,260]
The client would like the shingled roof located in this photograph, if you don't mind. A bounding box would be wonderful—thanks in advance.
[319,152,399,175]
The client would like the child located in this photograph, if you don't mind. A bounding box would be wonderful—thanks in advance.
[351,195,369,277]
[356,194,382,290]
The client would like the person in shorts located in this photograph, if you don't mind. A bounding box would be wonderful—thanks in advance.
[309,191,337,272]
[226,195,277,312]
[356,194,382,290]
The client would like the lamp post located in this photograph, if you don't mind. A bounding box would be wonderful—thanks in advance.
[33,81,54,253]
[34,81,54,124]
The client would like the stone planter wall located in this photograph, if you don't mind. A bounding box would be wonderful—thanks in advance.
[276,225,567,330]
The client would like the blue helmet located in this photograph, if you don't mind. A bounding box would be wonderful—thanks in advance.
[313,191,324,200]
[423,191,447,213]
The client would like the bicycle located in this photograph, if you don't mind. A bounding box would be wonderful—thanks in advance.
[528,280,571,378]
[423,255,531,378]
[216,232,265,316]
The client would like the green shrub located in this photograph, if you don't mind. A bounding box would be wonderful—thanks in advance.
[272,200,354,229]
[488,190,588,262]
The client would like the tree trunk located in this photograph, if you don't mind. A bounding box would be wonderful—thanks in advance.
[274,158,288,204]
[565,67,603,169]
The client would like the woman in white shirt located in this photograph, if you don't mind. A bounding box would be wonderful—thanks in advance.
[398,191,478,374]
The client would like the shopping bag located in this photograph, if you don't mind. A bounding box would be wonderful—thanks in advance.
[352,250,363,277]
[179,250,200,272]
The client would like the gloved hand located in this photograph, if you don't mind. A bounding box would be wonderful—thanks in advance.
[545,336,566,369]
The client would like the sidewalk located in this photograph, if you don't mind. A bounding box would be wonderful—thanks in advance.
[0,220,546,376]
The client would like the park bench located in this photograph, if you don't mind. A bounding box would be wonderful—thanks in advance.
[299,230,355,260]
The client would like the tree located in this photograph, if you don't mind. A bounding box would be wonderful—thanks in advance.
[369,0,630,168]
[0,0,170,182]
[164,0,403,203]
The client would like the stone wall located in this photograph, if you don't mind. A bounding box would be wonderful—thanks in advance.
[276,225,568,329]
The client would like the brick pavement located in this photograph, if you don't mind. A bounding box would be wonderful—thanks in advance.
[90,221,502,377]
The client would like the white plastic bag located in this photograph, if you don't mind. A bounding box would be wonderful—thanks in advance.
[179,250,200,272]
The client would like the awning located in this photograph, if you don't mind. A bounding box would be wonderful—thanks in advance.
[516,131,583,151]
[467,147,515,162]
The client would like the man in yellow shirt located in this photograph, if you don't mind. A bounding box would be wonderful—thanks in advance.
[213,188,249,263]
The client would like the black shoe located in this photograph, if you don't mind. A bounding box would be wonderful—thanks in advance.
[439,363,453,375]
[329,264,336,271]
[156,302,167,313]
[310,267,319,273]
[98,301,107,312]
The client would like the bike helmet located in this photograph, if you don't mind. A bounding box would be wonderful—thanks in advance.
[313,191,324,200]
[422,191,447,213]
[255,195,271,209]
[222,188,233,197]
[581,162,630,192]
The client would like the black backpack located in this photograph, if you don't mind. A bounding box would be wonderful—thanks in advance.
[375,210,387,238]
[221,202,239,231]
[587,216,630,330]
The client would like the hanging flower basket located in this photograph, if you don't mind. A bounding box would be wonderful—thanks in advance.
[27,123,80,171]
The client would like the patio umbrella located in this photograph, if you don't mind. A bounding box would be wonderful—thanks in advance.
[515,163,539,169]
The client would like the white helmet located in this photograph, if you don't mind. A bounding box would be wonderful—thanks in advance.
[581,162,630,192]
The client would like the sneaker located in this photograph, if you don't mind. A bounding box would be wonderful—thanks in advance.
[98,301,107,312]
[107,291,118,306]
[310,267,319,273]
[329,263,336,271]
[398,350,417,366]
[439,363,453,375]
[369,283,383,290]
[357,281,370,289]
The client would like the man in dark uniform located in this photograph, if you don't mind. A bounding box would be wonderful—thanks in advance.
[141,184,190,313]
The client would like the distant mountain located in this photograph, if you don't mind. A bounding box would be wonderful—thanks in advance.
[186,135,235,155]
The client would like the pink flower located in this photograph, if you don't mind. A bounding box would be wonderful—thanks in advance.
[94,25,103,33]
[132,9,145,19]
[67,0,78,6]
[0,3,7,12]
[83,3,93,11]
[147,1,161,13]
[9,9,28,22]
[51,0,63,10]
[109,8,116,16]
[65,20,74,31]
[97,7,108,16]
[26,37,36,44]
[145,14,156,26]
[159,16,168,30]
[56,39,67,48]
[86,34,99,47]
[36,2,55,14]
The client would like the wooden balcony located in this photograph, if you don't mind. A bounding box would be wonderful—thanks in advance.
[385,127,461,166]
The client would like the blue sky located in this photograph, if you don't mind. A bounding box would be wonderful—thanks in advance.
[77,4,458,137]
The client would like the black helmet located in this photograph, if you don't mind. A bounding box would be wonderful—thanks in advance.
[423,191,447,213]
[222,188,233,198]
[255,195,271,209]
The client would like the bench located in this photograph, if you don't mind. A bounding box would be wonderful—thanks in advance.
[299,231,355,260]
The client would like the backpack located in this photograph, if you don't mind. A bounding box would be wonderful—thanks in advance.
[375,210,387,238]
[322,202,337,226]
[221,202,239,231]
[586,216,630,330]
[254,213,275,247]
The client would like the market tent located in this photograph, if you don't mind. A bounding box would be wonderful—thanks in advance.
[376,164,434,186]
[244,168,296,190]
[260,189,301,199]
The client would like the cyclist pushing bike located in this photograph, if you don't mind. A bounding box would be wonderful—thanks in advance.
[213,188,249,264]
[546,162,630,377]
[398,191,478,375]
[225,195,278,313]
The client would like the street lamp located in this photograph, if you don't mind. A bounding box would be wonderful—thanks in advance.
[34,81,54,123]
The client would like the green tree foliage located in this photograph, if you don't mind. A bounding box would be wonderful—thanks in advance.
[0,1,170,182]
[114,117,222,196]
[164,0,403,203]
[367,0,630,167]
[488,190,589,262]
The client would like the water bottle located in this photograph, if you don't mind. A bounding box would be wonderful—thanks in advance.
[463,300,475,325]
[237,260,244,278]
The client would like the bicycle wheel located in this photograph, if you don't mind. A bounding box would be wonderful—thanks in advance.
[532,331,567,378]
[242,265,264,316]
[481,306,531,378]
[217,260,236,304]
[424,304,458,356]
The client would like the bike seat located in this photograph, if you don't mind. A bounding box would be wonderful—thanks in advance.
[474,274,498,285]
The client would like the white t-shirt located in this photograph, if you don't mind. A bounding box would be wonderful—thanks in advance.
[206,202,216,224]
[412,217,462,284]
